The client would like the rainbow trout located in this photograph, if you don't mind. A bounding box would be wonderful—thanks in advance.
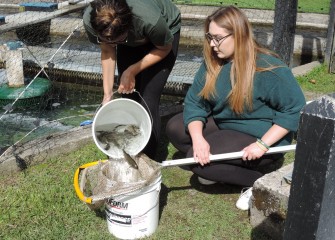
[96,124,141,169]
[122,150,138,169]
[96,124,141,151]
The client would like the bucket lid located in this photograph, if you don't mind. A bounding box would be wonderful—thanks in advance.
[92,98,152,158]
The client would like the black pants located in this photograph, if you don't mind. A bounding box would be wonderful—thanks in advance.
[166,113,283,187]
[116,31,180,160]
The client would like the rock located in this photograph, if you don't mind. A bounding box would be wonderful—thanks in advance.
[250,163,293,240]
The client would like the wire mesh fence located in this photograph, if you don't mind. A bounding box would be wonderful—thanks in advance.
[0,0,331,163]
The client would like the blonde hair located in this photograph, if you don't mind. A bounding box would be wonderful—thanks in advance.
[200,6,279,114]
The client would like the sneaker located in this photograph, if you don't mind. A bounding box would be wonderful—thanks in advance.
[236,187,253,210]
[198,176,217,185]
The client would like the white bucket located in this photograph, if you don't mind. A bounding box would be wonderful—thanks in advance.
[92,98,152,158]
[105,176,162,239]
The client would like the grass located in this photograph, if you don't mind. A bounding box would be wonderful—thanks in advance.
[0,141,257,240]
[172,0,331,14]
[296,64,335,94]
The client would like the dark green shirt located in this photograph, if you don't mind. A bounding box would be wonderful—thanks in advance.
[83,0,181,47]
[184,54,306,146]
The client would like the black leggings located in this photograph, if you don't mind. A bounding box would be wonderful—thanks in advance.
[166,113,283,187]
[116,31,180,160]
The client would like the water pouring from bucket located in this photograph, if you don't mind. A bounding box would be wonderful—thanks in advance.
[92,98,152,159]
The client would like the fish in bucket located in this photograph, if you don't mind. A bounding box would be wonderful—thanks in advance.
[73,98,162,239]
[92,98,152,159]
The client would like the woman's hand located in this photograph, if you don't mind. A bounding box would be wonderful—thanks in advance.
[188,121,211,166]
[242,142,267,161]
[242,125,290,161]
[192,136,211,166]
[102,94,113,105]
[118,66,136,94]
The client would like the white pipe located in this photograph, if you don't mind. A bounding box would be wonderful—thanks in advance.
[58,1,70,9]
[0,4,20,9]
[58,1,92,9]
[68,0,85,4]
[161,144,296,167]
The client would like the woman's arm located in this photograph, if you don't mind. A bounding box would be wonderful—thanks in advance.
[242,124,289,161]
[100,43,117,104]
[241,63,305,160]
[260,124,289,147]
[118,44,172,93]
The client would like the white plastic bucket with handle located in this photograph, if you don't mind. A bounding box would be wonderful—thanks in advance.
[105,175,162,239]
[92,98,152,158]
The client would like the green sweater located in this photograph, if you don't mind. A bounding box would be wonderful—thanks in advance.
[184,54,306,146]
[83,0,181,47]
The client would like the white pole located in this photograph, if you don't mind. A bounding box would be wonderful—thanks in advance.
[6,49,24,87]
[161,144,296,167]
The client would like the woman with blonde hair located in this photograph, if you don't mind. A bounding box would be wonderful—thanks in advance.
[166,6,305,210]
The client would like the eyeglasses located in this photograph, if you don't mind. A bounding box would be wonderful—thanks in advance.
[205,32,232,47]
[96,34,128,45]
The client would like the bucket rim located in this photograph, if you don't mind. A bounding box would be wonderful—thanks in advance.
[110,174,162,201]
[92,98,152,158]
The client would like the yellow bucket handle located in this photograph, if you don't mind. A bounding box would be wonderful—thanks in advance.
[73,160,107,204]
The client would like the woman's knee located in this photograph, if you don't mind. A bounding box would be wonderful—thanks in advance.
[165,113,191,152]
[166,113,183,139]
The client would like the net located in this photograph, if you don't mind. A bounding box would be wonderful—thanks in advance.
[75,152,162,210]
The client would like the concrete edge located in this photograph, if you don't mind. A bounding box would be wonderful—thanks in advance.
[0,125,93,175]
[292,61,322,77]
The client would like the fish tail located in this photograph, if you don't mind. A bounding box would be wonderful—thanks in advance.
[122,150,138,169]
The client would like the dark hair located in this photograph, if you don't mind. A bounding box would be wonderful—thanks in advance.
[90,0,132,40]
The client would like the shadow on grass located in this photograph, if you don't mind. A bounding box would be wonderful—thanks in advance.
[189,174,242,194]
[251,218,280,240]
[157,169,243,222]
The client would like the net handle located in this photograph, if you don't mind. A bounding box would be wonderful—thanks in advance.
[73,160,107,204]
[161,144,297,167]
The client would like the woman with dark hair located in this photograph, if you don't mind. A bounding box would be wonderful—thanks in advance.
[83,0,181,159]
[166,6,305,210]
